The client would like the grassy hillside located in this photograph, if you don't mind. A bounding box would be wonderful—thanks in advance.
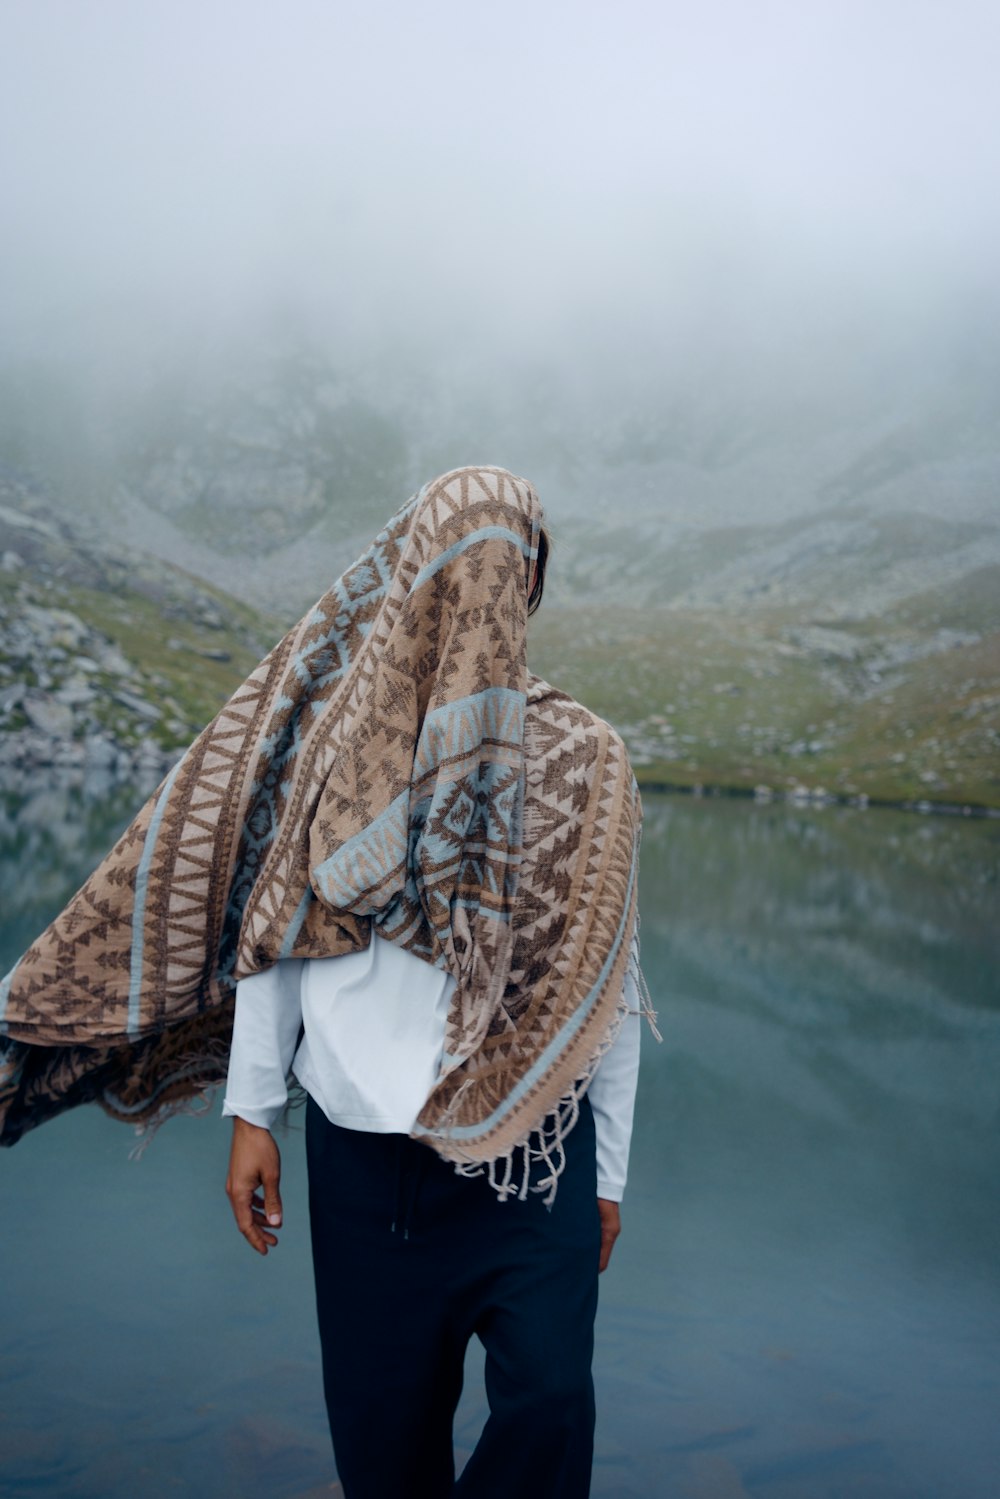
[530,584,1000,810]
[3,470,998,809]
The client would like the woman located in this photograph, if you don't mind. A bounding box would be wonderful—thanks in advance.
[1,466,649,1498]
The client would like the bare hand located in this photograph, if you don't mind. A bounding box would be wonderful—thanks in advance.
[597,1197,621,1272]
[226,1117,283,1255]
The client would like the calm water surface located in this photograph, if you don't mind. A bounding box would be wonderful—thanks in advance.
[3,784,999,1498]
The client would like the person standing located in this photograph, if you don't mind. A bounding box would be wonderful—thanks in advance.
[0,467,651,1498]
[224,915,643,1497]
[222,470,649,1498]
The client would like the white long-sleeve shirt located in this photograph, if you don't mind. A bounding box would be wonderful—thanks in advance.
[224,935,641,1200]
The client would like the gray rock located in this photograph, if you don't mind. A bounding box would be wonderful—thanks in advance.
[7,727,60,765]
[94,642,133,676]
[0,503,60,539]
[135,739,168,766]
[52,740,86,767]
[112,689,162,721]
[786,626,865,661]
[21,604,90,651]
[82,734,119,769]
[22,694,75,738]
[54,674,97,707]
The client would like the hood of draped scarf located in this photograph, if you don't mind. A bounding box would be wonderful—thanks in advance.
[0,466,641,1178]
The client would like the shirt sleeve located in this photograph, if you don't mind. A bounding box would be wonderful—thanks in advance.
[588,931,642,1202]
[222,958,306,1131]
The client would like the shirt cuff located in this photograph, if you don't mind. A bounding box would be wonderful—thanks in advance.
[222,1097,284,1131]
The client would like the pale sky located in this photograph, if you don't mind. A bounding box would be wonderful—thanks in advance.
[2,0,998,379]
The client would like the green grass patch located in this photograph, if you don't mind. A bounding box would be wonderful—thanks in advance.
[530,602,1000,810]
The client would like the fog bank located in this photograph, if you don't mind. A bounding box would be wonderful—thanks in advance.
[3,0,999,375]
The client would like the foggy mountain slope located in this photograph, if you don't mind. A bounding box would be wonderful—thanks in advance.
[0,345,416,612]
[2,450,998,808]
[117,360,409,550]
[552,508,1000,618]
[94,352,412,611]
[131,351,1000,608]
[2,340,998,808]
[102,484,377,617]
[3,327,998,612]
[1,0,999,810]
[0,470,281,778]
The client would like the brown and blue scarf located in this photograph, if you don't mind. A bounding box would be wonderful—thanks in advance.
[0,467,642,1194]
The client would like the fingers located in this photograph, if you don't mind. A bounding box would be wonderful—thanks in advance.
[597,1197,621,1273]
[261,1163,283,1230]
[249,1194,282,1243]
[229,1177,275,1255]
[226,1119,283,1256]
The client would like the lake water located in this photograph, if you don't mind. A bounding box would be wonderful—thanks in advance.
[3,784,999,1498]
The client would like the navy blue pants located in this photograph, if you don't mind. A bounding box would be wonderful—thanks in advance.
[306,1093,601,1499]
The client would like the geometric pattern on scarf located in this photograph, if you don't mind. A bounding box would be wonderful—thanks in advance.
[0,467,639,1173]
[417,676,641,1183]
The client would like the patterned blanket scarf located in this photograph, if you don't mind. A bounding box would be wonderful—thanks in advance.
[0,467,641,1193]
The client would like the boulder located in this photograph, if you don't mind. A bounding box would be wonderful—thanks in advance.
[54,674,97,707]
[21,604,90,651]
[22,693,75,738]
[113,689,162,721]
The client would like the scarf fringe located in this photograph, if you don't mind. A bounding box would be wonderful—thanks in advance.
[450,935,660,1207]
[452,987,634,1208]
[126,1084,218,1160]
[631,913,663,1043]
[121,1037,233,1158]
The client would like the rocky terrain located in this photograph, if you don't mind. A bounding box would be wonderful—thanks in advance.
[0,340,997,810]
[530,508,1000,810]
[9,337,998,612]
[0,469,282,791]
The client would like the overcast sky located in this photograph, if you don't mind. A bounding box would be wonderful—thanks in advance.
[2,0,999,383]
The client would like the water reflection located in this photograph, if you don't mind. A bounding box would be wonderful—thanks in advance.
[3,787,999,1497]
[0,768,165,957]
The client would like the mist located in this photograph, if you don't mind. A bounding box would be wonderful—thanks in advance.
[3,0,1000,425]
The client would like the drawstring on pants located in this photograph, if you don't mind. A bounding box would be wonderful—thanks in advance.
[390,1135,429,1241]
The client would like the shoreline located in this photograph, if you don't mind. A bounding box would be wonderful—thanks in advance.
[2,752,996,821]
[632,773,1000,819]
